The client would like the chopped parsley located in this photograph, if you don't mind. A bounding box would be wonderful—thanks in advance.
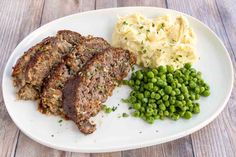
[146,29,150,32]
[152,23,155,27]
[123,21,128,25]
[112,106,117,112]
[124,37,127,40]
[121,98,130,103]
[139,26,144,29]
[102,104,117,113]
[122,113,129,117]
[58,119,63,123]
[160,23,165,29]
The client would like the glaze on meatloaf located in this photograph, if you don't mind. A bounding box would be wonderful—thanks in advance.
[40,37,110,116]
[12,30,83,100]
[63,47,136,134]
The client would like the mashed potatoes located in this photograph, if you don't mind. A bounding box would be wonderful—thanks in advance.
[112,13,198,68]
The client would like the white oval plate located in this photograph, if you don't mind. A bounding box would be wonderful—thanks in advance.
[2,7,234,153]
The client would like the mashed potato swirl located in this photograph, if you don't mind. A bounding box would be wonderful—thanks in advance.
[112,13,198,68]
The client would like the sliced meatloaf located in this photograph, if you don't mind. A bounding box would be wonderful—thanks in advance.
[63,47,136,134]
[13,30,83,100]
[40,37,110,116]
[12,37,55,87]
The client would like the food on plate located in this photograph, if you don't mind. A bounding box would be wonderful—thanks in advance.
[121,63,210,124]
[40,37,110,117]
[63,47,136,134]
[12,30,83,100]
[123,63,210,124]
[12,29,135,134]
[112,13,197,68]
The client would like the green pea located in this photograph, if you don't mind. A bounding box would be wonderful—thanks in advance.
[163,95,169,101]
[189,81,197,89]
[177,95,184,100]
[164,86,172,94]
[151,92,156,98]
[190,94,195,100]
[184,63,192,69]
[147,71,155,78]
[202,90,210,97]
[200,86,205,93]
[170,91,176,96]
[164,101,170,107]
[179,111,186,117]
[186,99,191,105]
[158,89,165,96]
[153,86,159,92]
[169,105,176,113]
[170,98,175,105]
[178,78,184,83]
[158,65,167,73]
[137,93,144,100]
[157,99,163,104]
[130,96,136,103]
[140,107,145,112]
[136,71,144,80]
[149,98,156,103]
[147,117,155,124]
[195,87,200,94]
[129,80,134,86]
[147,82,154,89]
[167,65,174,73]
[181,86,188,93]
[133,103,141,110]
[152,69,158,75]
[142,98,148,103]
[134,85,140,91]
[159,110,164,116]
[155,93,161,100]
[151,78,157,83]
[184,111,192,119]
[144,91,150,98]
[193,106,200,114]
[195,94,200,100]
[147,108,154,114]
[164,110,169,116]
[133,111,140,117]
[171,114,180,120]
[175,89,181,95]
[131,73,136,79]
[159,103,166,111]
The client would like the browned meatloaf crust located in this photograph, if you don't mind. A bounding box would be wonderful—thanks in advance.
[12,30,83,100]
[63,47,136,134]
[40,37,110,116]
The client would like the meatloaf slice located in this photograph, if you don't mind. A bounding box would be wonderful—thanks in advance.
[63,47,136,134]
[40,37,110,117]
[14,30,83,100]
[12,37,55,87]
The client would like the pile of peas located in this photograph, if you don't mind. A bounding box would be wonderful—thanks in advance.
[123,63,210,124]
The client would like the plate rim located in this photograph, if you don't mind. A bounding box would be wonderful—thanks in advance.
[2,6,234,153]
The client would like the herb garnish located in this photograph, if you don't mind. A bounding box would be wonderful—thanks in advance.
[123,21,128,25]
[122,113,129,117]
[58,119,63,123]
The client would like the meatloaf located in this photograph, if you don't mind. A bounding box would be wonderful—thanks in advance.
[63,47,136,134]
[12,30,83,100]
[40,37,110,116]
